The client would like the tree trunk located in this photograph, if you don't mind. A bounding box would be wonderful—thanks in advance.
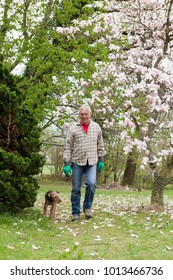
[150,171,165,211]
[149,154,173,210]
[121,148,138,186]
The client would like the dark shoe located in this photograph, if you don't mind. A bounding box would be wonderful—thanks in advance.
[71,215,80,222]
[83,208,93,218]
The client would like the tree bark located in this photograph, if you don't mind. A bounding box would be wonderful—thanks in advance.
[121,148,138,186]
[150,154,173,210]
[150,171,165,210]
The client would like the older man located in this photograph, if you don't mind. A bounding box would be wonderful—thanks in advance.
[63,104,105,221]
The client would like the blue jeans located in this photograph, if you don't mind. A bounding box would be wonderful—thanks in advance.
[71,162,97,216]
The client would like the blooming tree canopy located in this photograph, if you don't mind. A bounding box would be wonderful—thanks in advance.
[57,0,173,173]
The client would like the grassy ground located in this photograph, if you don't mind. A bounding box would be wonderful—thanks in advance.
[1,179,173,260]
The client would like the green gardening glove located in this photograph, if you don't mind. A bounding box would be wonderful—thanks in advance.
[63,165,72,177]
[97,161,105,173]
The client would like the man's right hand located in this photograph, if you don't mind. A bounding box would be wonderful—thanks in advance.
[63,165,72,177]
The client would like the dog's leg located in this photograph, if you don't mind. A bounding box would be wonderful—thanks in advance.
[50,202,56,219]
[53,203,57,218]
[50,203,54,219]
[43,202,48,217]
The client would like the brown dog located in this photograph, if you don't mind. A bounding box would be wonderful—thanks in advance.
[43,190,62,219]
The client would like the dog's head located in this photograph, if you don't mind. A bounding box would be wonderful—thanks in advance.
[46,191,62,203]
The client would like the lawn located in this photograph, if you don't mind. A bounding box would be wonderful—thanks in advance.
[1,179,173,260]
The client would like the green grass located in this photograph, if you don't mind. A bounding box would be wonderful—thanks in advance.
[1,180,173,260]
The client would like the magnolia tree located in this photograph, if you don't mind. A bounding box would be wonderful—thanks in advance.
[97,0,173,210]
[56,0,173,209]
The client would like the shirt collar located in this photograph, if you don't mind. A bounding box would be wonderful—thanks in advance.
[77,120,91,126]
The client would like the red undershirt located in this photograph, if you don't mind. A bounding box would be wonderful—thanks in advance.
[80,122,89,134]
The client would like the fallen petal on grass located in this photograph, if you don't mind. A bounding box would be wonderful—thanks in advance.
[16,232,22,235]
[6,245,14,250]
[32,245,40,250]
[94,236,102,241]
[165,246,172,250]
[131,234,138,238]
[64,248,70,253]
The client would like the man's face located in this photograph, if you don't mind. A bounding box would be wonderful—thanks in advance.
[79,108,91,125]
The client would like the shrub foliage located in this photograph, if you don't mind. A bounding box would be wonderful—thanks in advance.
[0,61,44,211]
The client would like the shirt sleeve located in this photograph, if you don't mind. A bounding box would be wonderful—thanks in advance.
[97,126,106,160]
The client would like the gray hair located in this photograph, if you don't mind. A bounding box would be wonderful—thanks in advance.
[79,104,92,113]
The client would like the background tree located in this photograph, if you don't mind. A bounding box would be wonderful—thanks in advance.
[1,0,109,121]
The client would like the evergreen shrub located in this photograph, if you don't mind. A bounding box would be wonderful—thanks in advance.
[0,62,44,211]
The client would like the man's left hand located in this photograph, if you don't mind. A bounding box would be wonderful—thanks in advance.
[97,161,105,173]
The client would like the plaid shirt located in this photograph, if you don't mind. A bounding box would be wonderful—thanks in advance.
[64,120,105,166]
